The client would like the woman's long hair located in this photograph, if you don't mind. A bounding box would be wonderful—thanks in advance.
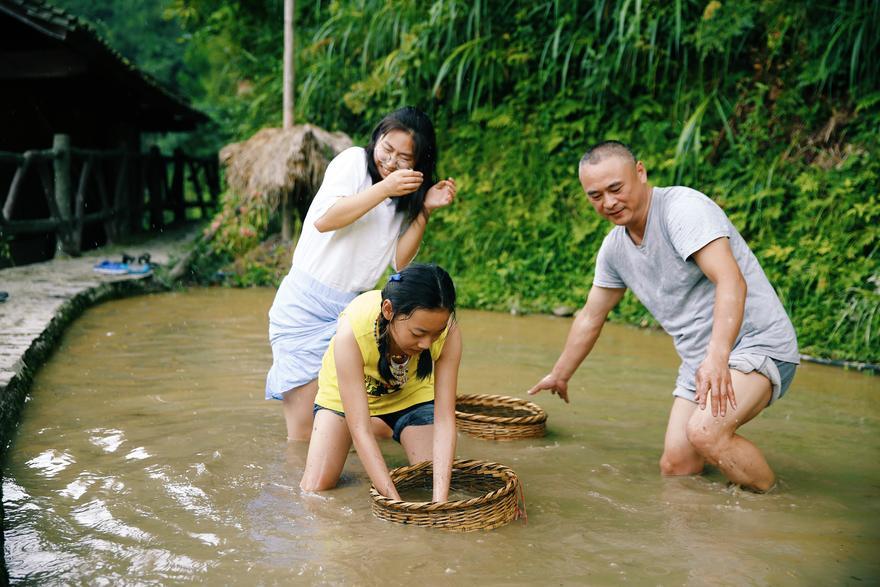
[376,263,456,383]
[365,107,438,225]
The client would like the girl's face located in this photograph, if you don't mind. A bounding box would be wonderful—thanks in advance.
[382,301,450,357]
[374,129,416,178]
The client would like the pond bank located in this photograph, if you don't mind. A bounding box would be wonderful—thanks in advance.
[0,225,200,458]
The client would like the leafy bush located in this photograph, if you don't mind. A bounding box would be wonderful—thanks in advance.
[167,0,878,362]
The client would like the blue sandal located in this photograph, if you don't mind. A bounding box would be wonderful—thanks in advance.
[93,260,130,275]
[127,252,153,275]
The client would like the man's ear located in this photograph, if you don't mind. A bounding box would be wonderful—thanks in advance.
[381,299,395,321]
[635,160,648,183]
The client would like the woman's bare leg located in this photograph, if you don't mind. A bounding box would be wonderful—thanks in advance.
[282,379,318,442]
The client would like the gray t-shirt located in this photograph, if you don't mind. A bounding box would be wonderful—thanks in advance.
[593,186,799,391]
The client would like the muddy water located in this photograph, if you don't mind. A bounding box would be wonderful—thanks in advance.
[4,288,879,585]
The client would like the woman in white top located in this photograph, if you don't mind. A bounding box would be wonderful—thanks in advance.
[265,107,457,441]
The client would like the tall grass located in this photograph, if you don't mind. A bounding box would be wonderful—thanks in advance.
[172,0,880,361]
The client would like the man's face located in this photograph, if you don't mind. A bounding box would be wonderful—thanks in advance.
[579,156,649,229]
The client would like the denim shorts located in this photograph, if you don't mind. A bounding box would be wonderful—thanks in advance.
[673,355,797,406]
[313,401,435,442]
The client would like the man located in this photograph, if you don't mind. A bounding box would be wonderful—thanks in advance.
[528,141,799,492]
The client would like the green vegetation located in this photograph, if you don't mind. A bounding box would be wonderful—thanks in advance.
[59,0,880,362]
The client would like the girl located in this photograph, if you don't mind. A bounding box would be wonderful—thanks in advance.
[265,107,457,441]
[300,264,460,501]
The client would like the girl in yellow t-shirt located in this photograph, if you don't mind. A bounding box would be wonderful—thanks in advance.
[300,264,461,501]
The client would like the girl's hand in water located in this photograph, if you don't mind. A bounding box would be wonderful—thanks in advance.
[380,483,402,501]
[382,169,424,197]
[425,178,457,212]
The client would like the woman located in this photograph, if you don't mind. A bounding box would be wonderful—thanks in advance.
[265,107,457,441]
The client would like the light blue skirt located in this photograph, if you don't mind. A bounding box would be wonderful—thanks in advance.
[265,268,358,400]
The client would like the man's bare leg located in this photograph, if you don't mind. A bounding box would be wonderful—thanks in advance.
[660,398,705,476]
[685,369,775,491]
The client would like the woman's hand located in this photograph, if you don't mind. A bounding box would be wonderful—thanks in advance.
[425,178,457,212]
[381,169,424,197]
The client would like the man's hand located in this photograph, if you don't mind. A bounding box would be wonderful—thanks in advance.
[691,237,746,418]
[527,374,570,403]
[695,351,736,417]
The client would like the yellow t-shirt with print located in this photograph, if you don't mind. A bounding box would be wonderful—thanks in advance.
[315,290,449,415]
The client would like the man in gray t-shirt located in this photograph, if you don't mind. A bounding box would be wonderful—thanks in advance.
[528,141,798,492]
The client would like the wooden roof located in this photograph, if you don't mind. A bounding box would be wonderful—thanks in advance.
[0,0,208,131]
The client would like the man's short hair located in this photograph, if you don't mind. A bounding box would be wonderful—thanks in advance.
[580,140,636,167]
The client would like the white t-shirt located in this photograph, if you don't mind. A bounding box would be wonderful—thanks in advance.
[290,147,406,293]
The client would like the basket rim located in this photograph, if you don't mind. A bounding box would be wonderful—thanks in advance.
[455,393,547,425]
[370,458,519,513]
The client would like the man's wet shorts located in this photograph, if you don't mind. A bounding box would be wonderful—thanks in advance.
[313,401,434,442]
[673,354,797,406]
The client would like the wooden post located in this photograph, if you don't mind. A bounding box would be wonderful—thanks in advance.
[72,155,92,252]
[146,146,165,230]
[281,0,295,241]
[3,153,32,221]
[111,152,129,239]
[205,158,221,204]
[132,152,146,232]
[283,0,295,129]
[171,148,186,223]
[52,134,78,256]
[187,159,206,218]
[94,158,117,243]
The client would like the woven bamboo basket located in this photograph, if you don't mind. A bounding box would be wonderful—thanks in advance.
[370,459,523,532]
[455,394,547,440]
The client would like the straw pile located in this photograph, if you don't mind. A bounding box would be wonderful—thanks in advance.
[371,459,523,532]
[219,124,352,209]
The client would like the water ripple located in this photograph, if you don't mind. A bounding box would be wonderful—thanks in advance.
[125,447,151,461]
[71,499,152,541]
[26,449,75,477]
[88,428,125,453]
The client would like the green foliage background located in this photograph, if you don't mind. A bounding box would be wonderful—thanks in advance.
[58,0,880,362]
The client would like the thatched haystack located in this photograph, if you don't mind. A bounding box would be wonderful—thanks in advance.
[220,124,352,211]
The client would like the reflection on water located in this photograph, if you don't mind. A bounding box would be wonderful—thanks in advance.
[4,288,879,584]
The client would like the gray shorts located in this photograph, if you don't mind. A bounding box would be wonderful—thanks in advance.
[673,355,797,406]
[313,401,435,443]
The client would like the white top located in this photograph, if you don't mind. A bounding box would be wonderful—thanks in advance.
[290,147,406,293]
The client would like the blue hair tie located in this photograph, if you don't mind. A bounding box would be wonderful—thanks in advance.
[389,273,402,282]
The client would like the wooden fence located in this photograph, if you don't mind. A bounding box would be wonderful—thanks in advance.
[0,134,220,256]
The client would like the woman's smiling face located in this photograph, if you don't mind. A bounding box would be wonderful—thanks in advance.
[374,129,416,178]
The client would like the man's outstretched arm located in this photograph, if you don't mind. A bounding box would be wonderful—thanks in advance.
[691,237,747,417]
[527,285,625,402]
